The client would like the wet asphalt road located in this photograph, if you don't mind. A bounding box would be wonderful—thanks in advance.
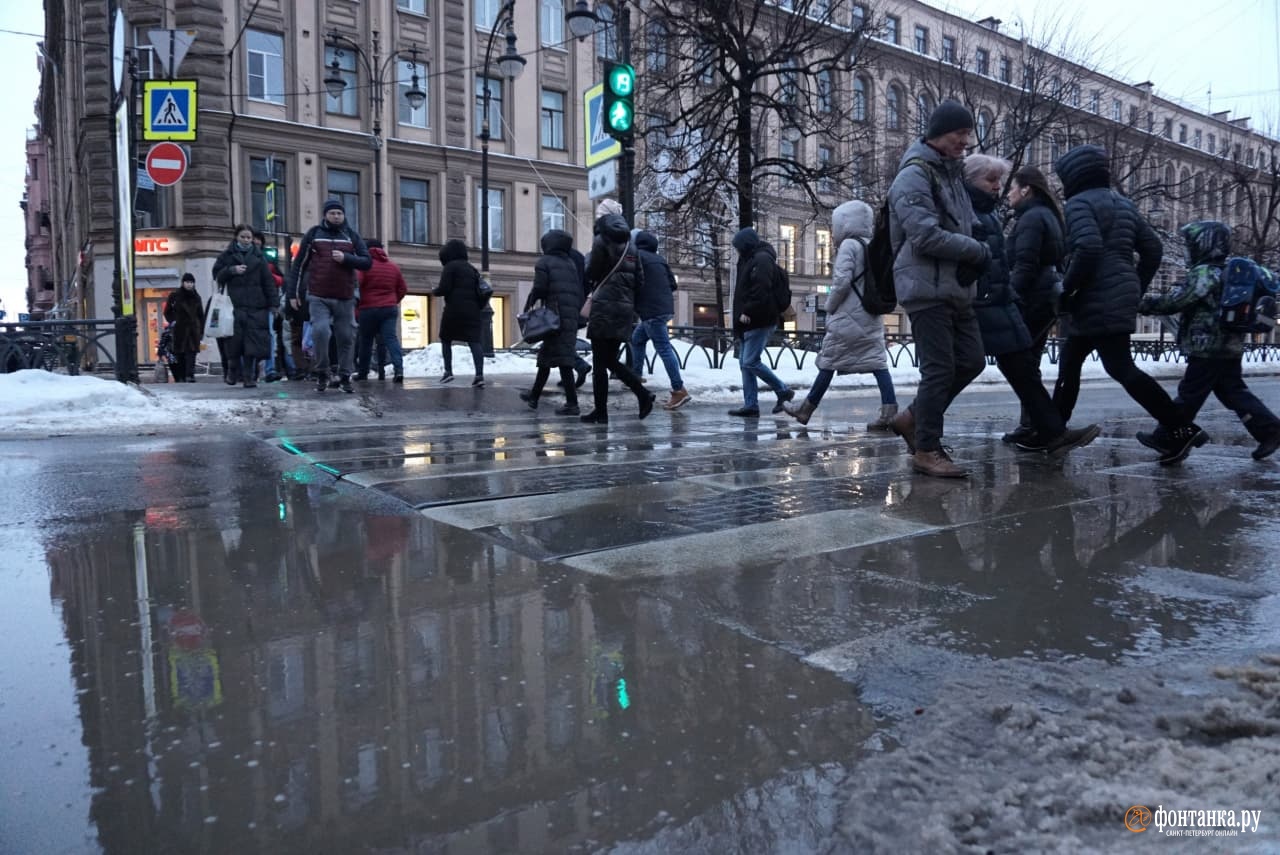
[1,376,1279,853]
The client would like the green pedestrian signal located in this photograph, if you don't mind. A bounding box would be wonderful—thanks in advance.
[602,61,636,139]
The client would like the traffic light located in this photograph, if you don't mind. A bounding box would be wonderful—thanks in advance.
[263,245,279,262]
[602,61,635,139]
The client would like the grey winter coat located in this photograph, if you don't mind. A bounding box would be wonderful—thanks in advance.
[585,214,641,341]
[817,201,888,374]
[887,139,990,313]
[527,230,584,368]
[1054,144,1162,337]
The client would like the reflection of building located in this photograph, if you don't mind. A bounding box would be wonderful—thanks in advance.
[21,133,58,318]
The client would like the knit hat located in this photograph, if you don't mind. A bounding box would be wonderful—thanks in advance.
[595,198,623,219]
[323,199,345,214]
[926,100,975,140]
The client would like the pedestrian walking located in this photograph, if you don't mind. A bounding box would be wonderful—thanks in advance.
[782,200,898,428]
[1002,165,1066,445]
[582,206,654,423]
[885,100,991,477]
[287,200,372,393]
[355,239,407,383]
[251,230,291,382]
[1050,144,1206,465]
[964,153,1100,458]
[163,272,204,383]
[433,239,487,387]
[519,229,584,415]
[629,230,691,410]
[727,227,794,417]
[1137,220,1280,461]
[212,224,276,388]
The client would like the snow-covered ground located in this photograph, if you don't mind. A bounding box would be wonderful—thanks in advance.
[1,339,1277,437]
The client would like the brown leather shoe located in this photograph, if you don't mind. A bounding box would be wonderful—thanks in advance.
[912,449,968,478]
[890,408,917,454]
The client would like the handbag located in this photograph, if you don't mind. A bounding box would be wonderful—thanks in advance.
[477,275,494,299]
[205,286,235,339]
[517,303,561,344]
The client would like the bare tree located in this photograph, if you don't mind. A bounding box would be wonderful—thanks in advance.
[1212,140,1280,267]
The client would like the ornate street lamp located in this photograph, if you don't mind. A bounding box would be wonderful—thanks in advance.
[478,3,526,280]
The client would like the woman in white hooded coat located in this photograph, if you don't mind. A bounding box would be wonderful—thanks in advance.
[784,200,898,428]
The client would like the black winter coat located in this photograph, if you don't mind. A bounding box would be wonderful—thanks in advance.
[969,186,1031,357]
[213,242,275,359]
[163,287,205,354]
[1055,145,1162,337]
[584,214,641,341]
[632,230,676,319]
[1006,196,1065,315]
[731,247,782,335]
[526,230,584,367]
[434,240,486,343]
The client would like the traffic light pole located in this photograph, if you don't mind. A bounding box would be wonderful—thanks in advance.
[618,1,635,226]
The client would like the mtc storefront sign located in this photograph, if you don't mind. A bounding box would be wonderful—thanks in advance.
[135,236,173,255]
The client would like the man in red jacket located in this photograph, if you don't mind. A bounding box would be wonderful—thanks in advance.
[355,239,408,382]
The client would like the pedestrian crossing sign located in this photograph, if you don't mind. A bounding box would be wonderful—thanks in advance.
[143,80,197,141]
[583,83,622,168]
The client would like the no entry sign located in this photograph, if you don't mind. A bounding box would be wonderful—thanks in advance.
[145,141,188,186]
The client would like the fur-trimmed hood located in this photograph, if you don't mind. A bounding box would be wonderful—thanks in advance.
[831,200,874,243]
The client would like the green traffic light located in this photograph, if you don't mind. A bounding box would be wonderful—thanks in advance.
[608,64,635,97]
[608,101,634,133]
[263,246,279,261]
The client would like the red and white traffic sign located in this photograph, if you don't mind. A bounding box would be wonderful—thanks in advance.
[145,141,188,186]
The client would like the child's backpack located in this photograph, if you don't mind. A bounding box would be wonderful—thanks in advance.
[1219,256,1279,334]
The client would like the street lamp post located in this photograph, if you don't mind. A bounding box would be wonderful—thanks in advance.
[479,4,527,280]
[323,30,425,238]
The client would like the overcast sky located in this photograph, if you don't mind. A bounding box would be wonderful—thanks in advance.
[0,1,1276,319]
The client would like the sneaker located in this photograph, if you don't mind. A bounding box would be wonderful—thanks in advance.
[912,448,969,478]
[263,372,282,383]
[664,388,692,410]
[518,390,538,410]
[440,372,454,384]
[1014,433,1049,452]
[1254,430,1280,461]
[392,374,404,384]
[889,408,917,454]
[771,388,795,414]
[555,404,579,416]
[1045,424,1101,458]
[1157,424,1209,466]
[339,375,354,393]
[638,392,656,420]
[580,410,609,424]
[472,377,485,388]
[1002,425,1036,445]
[727,406,761,417]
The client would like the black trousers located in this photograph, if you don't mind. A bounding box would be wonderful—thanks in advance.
[441,340,484,377]
[1175,356,1280,440]
[588,337,646,414]
[531,365,577,406]
[996,348,1064,438]
[1017,301,1058,429]
[1052,332,1184,427]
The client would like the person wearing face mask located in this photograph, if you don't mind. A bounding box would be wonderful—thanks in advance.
[163,272,205,383]
[212,224,276,388]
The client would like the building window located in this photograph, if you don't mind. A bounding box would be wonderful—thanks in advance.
[818,145,834,194]
[780,64,799,105]
[915,92,934,137]
[1193,129,1202,149]
[1090,89,1100,113]
[852,76,868,122]
[540,193,567,234]
[913,25,928,54]
[646,20,669,71]
[540,0,564,46]
[540,90,565,149]
[998,56,1011,83]
[246,30,285,104]
[779,132,797,165]
[886,84,902,130]
[815,228,831,277]
[250,156,287,233]
[1208,133,1216,154]
[1178,123,1188,143]
[941,36,955,64]
[696,41,715,85]
[884,15,899,45]
[816,70,834,113]
[397,60,428,127]
[976,109,992,147]
[851,4,867,30]
[324,46,358,116]
[975,48,989,76]
[475,0,501,28]
[594,4,616,60]
[399,178,429,244]
[1147,111,1154,132]
[476,187,505,251]
[1069,84,1080,108]
[327,168,361,232]
[778,223,796,272]
[1163,118,1173,138]
[475,76,503,139]
[1112,98,1122,121]
[397,0,426,14]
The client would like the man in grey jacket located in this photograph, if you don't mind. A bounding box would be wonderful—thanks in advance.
[887,101,992,478]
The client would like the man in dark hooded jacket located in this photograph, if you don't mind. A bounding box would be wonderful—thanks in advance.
[729,227,793,417]
[629,230,690,409]
[1051,144,1205,465]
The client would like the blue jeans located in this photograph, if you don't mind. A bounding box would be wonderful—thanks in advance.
[630,314,684,391]
[807,366,896,407]
[739,325,788,410]
[356,306,404,375]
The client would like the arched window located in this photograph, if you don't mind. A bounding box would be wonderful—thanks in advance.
[1193,172,1205,211]
[886,84,903,130]
[975,109,992,149]
[816,70,834,114]
[915,92,935,136]
[852,76,869,122]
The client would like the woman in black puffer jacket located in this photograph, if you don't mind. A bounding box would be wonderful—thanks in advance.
[433,239,487,386]
[1051,145,1204,464]
[965,154,1099,458]
[520,229,584,415]
[1002,165,1065,443]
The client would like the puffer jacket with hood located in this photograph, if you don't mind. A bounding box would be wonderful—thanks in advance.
[887,139,990,313]
[585,213,641,340]
[1006,194,1065,313]
[632,230,676,320]
[526,229,584,367]
[1138,220,1241,359]
[358,246,408,310]
[1054,144,1163,337]
[969,184,1032,356]
[816,200,887,374]
[213,240,276,359]
[730,227,782,335]
[434,239,486,342]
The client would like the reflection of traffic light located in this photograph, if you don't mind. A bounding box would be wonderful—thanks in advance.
[263,246,279,262]
[602,61,635,139]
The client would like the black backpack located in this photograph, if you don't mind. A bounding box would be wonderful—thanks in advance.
[771,263,793,314]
